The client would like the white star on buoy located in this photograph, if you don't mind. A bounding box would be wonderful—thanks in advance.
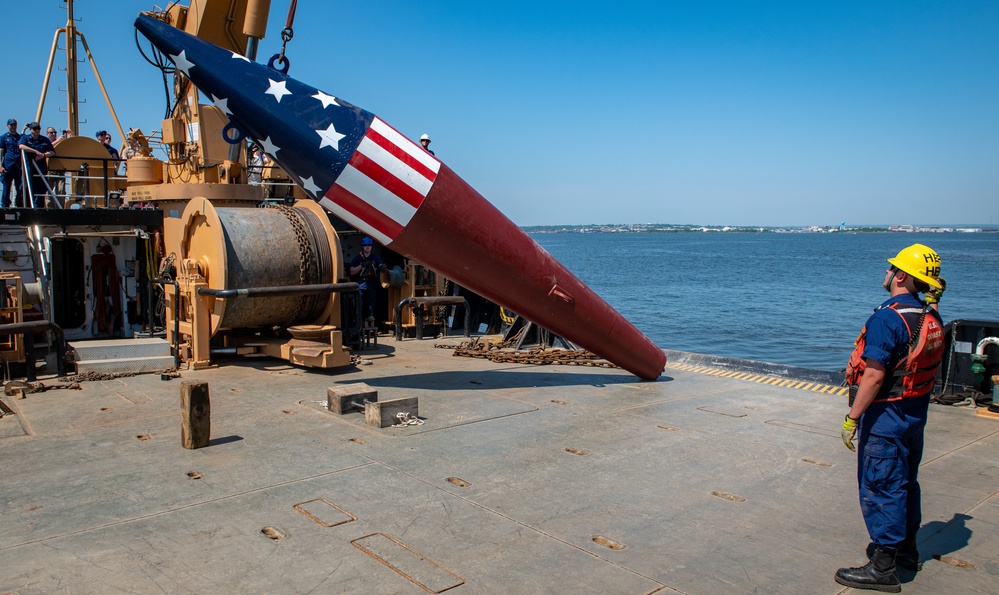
[257,136,280,157]
[231,52,251,62]
[301,176,322,197]
[265,79,292,103]
[210,94,232,116]
[170,50,195,76]
[316,124,345,150]
[312,92,339,109]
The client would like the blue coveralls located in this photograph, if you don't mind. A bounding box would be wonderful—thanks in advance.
[350,252,385,319]
[1,131,23,208]
[856,292,930,549]
[19,134,55,208]
[104,142,120,173]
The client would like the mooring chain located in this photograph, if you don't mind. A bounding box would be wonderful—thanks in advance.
[41,382,82,391]
[488,349,617,368]
[59,369,174,383]
[435,338,618,369]
[267,205,312,285]
[4,380,83,395]
[434,279,452,328]
[266,204,312,323]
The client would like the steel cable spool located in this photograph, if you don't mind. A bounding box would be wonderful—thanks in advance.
[264,203,332,323]
[180,198,341,333]
[293,203,336,321]
[296,204,334,283]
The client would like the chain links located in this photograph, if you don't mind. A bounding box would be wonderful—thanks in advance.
[434,278,452,330]
[266,204,312,323]
[436,337,618,368]
[5,379,83,394]
[59,369,175,383]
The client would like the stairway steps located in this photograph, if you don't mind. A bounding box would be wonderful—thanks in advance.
[68,338,174,376]
[69,338,171,361]
[74,355,176,375]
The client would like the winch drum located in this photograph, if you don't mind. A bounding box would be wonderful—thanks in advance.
[179,199,340,332]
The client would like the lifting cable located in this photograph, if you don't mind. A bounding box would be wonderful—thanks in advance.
[134,28,175,119]
[269,0,298,73]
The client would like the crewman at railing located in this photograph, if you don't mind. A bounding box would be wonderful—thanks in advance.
[18,122,55,208]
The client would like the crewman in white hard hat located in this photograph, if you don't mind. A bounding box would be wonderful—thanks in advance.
[419,133,434,156]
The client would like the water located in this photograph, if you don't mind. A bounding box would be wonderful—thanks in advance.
[530,232,999,371]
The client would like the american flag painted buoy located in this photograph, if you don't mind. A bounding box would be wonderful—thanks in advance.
[135,14,665,379]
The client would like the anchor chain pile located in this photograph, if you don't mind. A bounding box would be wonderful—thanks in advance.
[436,337,618,368]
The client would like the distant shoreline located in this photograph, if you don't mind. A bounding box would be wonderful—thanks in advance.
[523,224,998,234]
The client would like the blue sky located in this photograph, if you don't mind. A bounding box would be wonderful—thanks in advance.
[4,1,997,227]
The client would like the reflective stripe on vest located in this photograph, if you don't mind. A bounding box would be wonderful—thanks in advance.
[844,302,945,402]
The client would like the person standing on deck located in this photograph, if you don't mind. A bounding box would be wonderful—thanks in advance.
[349,236,386,322]
[19,122,55,208]
[419,133,434,156]
[97,130,121,173]
[246,143,271,193]
[836,243,946,593]
[1,119,24,208]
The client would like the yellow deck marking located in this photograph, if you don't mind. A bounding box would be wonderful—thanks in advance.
[664,362,844,396]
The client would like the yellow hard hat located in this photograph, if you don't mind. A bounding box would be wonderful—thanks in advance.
[887,243,942,289]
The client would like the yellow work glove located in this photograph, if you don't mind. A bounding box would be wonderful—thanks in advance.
[925,277,946,305]
[841,415,858,451]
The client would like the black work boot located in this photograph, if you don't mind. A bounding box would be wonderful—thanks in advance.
[897,535,921,572]
[835,547,901,592]
[866,537,921,571]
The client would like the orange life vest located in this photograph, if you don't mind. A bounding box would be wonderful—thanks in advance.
[845,302,945,402]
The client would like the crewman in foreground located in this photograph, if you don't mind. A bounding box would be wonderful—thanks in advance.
[837,243,946,592]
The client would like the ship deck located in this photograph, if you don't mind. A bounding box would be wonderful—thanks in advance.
[1,337,996,594]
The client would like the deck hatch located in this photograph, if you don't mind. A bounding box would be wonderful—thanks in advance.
[352,532,465,593]
[696,405,747,418]
[293,498,356,527]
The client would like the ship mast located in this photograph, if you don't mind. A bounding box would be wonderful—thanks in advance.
[36,0,124,140]
[65,0,80,133]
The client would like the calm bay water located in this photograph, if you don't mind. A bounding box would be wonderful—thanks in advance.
[530,232,999,371]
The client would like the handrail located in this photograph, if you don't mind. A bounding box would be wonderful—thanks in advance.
[196,282,359,299]
[0,320,67,381]
[30,152,122,208]
[25,157,61,209]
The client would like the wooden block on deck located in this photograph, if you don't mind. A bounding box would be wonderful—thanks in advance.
[328,383,378,414]
[181,380,211,449]
[365,396,419,428]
